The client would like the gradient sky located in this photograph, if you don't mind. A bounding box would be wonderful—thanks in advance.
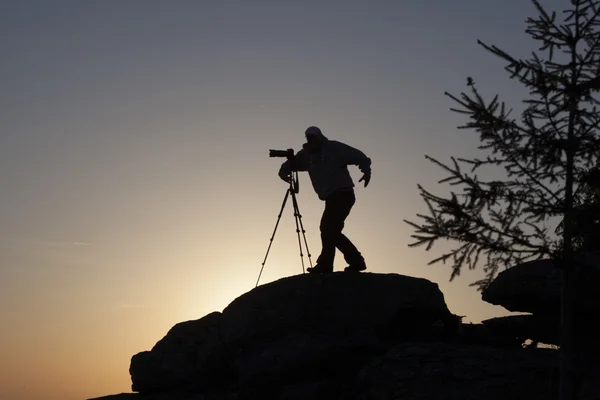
[1,1,568,399]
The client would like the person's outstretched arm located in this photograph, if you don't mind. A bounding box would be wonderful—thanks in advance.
[337,142,371,186]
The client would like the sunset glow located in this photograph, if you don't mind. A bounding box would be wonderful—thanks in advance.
[0,1,563,399]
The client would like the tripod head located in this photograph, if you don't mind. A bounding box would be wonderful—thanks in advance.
[269,148,299,194]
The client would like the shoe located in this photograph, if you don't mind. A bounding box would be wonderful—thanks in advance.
[344,263,367,272]
[307,264,333,274]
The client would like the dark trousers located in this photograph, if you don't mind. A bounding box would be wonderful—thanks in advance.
[316,190,364,267]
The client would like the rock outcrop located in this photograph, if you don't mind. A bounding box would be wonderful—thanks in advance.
[90,271,600,400]
[481,255,600,314]
[130,272,458,394]
[480,254,600,350]
[129,311,229,393]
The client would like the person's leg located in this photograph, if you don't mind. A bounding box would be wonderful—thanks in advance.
[311,192,354,272]
[333,192,366,270]
[337,233,365,268]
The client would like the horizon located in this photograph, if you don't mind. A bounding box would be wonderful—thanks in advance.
[0,1,568,399]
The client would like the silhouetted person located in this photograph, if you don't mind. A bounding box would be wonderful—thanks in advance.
[279,126,372,273]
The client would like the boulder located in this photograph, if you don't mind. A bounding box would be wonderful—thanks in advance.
[129,312,230,393]
[95,271,600,400]
[357,342,563,400]
[98,341,600,400]
[220,272,457,347]
[222,272,458,392]
[129,272,458,394]
[454,323,516,347]
[357,342,600,400]
[482,313,600,353]
[233,330,381,389]
[481,255,600,314]
[482,315,559,346]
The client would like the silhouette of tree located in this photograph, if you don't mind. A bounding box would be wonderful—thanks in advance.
[404,1,600,399]
[556,168,600,252]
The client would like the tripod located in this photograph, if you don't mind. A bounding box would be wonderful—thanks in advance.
[256,170,313,287]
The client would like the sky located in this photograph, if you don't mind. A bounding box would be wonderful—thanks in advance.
[0,1,569,399]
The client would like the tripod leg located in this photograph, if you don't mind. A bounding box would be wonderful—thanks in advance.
[290,190,313,272]
[256,189,291,287]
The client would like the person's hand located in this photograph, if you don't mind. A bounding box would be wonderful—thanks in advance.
[280,173,292,184]
[359,172,371,187]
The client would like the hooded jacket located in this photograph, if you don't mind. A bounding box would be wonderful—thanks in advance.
[279,131,371,200]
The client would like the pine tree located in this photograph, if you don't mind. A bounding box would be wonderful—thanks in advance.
[404,1,600,399]
[556,168,600,252]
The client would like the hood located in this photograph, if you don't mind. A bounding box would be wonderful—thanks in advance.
[305,126,328,141]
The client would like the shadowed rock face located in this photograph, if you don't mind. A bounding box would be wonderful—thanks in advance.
[480,255,600,352]
[128,272,457,394]
[482,259,563,314]
[92,271,600,400]
[91,342,600,400]
[358,342,561,400]
[129,311,230,393]
[220,272,455,346]
[481,255,600,314]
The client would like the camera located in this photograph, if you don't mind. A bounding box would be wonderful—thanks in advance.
[269,148,294,159]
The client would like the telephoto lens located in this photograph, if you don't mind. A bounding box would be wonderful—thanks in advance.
[269,149,294,158]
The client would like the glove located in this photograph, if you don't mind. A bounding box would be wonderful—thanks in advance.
[359,172,371,187]
[279,170,292,183]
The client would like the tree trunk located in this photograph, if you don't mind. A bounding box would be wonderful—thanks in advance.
[560,69,578,400]
[560,263,575,400]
